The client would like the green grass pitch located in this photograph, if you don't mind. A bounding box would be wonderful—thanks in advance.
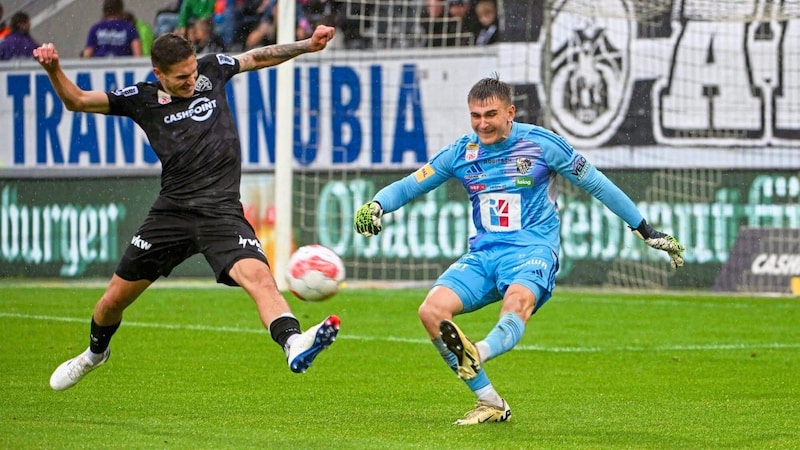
[1,283,798,449]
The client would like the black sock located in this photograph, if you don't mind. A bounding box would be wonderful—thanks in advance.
[269,316,301,349]
[89,318,121,354]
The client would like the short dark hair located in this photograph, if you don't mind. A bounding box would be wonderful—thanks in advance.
[103,0,124,17]
[150,33,196,72]
[468,73,512,105]
[10,11,29,32]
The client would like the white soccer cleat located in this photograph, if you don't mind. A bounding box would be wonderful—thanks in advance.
[49,347,110,391]
[287,315,340,373]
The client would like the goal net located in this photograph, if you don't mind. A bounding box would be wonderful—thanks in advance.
[279,0,800,292]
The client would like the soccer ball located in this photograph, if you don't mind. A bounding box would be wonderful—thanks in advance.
[286,244,345,302]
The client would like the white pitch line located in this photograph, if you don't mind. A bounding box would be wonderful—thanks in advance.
[2,312,799,353]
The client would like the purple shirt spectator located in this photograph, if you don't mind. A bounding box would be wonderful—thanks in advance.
[0,30,38,59]
[0,11,38,60]
[84,18,140,57]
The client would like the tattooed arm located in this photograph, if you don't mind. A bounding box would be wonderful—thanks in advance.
[235,25,335,73]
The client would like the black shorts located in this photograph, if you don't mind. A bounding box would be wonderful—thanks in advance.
[115,204,268,286]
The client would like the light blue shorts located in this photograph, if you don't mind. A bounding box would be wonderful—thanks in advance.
[433,244,559,315]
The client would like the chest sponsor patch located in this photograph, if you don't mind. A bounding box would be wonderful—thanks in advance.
[163,97,218,123]
[515,177,533,187]
[478,193,522,231]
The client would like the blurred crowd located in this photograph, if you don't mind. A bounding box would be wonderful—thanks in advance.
[0,0,500,61]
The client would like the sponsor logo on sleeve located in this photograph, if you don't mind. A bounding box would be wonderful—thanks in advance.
[112,86,139,97]
[571,154,590,180]
[217,54,236,66]
[414,163,436,182]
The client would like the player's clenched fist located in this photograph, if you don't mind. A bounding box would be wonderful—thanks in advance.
[33,43,60,70]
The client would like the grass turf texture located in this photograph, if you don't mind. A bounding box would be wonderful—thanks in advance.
[1,285,798,449]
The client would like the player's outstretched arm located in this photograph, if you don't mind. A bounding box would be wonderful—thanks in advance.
[33,43,110,114]
[235,25,335,73]
[631,219,685,269]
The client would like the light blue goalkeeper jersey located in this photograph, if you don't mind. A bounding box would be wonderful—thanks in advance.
[373,122,644,254]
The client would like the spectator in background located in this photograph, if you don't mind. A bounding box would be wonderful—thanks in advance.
[244,0,276,48]
[82,0,141,57]
[474,0,498,45]
[335,0,368,49]
[212,0,237,48]
[0,11,39,60]
[235,0,270,47]
[245,0,314,49]
[446,0,477,46]
[123,10,155,55]
[0,3,9,41]
[153,0,184,37]
[301,0,335,29]
[422,0,448,48]
[175,0,215,37]
[190,16,225,54]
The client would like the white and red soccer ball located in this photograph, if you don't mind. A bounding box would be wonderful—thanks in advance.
[286,244,345,302]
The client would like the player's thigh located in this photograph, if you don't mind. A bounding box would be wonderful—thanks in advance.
[116,213,198,282]
[495,245,559,312]
[433,251,502,314]
[198,214,268,286]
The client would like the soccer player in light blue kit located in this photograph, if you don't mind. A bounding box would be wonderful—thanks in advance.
[354,75,685,425]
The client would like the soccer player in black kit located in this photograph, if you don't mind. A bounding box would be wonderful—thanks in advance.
[33,25,340,391]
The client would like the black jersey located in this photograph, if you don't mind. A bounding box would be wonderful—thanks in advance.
[107,53,243,213]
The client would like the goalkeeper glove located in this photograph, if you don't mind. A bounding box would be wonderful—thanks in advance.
[354,201,383,237]
[630,219,685,269]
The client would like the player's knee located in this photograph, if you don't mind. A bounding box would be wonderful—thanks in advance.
[96,294,131,315]
[418,299,447,327]
[502,287,536,321]
[417,300,435,323]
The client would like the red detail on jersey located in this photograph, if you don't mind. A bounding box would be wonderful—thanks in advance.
[496,200,509,227]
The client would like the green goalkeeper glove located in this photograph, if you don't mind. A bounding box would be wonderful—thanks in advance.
[354,201,383,237]
[630,219,685,269]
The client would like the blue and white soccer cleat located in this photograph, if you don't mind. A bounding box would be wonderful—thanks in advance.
[49,347,110,391]
[288,315,340,373]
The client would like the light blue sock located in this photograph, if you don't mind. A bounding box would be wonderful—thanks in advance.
[432,337,491,392]
[432,336,458,373]
[480,312,525,362]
